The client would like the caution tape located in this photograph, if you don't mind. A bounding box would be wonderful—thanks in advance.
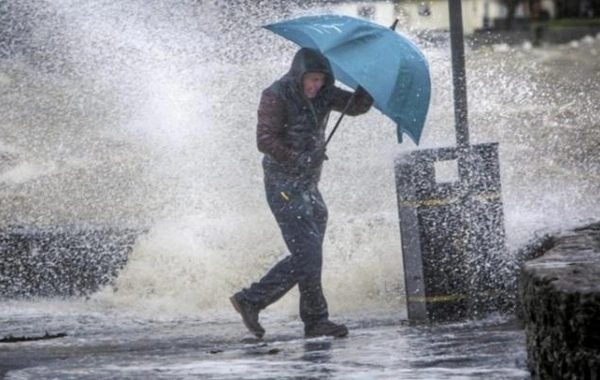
[408,290,502,303]
[408,294,467,303]
[400,192,501,208]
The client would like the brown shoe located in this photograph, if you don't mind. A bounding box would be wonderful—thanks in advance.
[305,320,348,338]
[230,293,265,339]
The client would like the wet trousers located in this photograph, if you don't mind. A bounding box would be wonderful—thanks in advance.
[240,181,329,327]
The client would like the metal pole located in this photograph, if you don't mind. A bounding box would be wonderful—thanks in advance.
[448,0,470,148]
[484,1,490,29]
[449,0,476,317]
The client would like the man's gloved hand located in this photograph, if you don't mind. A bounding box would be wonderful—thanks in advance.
[354,86,374,105]
[354,86,371,99]
[297,146,328,168]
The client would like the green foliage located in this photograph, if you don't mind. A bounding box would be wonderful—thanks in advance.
[548,18,600,29]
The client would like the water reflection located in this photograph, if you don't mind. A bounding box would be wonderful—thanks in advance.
[303,339,333,361]
[302,340,334,379]
[0,306,528,379]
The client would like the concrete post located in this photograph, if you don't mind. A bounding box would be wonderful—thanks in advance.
[396,143,507,322]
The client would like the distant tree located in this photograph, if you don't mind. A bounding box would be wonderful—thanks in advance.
[553,0,599,18]
[553,0,578,18]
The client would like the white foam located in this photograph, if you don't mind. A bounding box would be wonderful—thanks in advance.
[0,161,58,184]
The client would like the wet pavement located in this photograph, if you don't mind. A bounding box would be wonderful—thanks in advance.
[0,302,528,380]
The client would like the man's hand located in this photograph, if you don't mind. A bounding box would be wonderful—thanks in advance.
[297,146,328,168]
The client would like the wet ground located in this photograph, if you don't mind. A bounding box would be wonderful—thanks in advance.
[0,304,527,380]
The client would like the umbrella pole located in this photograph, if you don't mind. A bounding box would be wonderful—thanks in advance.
[325,90,358,147]
[449,0,470,148]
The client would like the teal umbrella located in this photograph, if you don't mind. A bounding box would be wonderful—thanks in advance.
[264,14,431,145]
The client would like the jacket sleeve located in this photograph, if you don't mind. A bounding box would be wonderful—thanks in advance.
[256,88,299,163]
[329,86,374,116]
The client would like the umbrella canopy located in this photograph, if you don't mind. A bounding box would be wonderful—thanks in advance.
[264,14,431,145]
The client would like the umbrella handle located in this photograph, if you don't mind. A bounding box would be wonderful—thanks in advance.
[325,86,362,147]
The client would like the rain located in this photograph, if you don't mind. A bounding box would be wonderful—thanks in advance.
[1,0,599,378]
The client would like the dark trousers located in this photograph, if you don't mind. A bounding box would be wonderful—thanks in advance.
[240,181,329,327]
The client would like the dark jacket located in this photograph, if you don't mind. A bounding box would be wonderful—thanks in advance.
[257,48,373,189]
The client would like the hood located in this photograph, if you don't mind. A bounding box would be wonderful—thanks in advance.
[285,48,335,90]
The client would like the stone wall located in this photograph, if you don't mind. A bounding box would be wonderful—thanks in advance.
[472,24,600,47]
[520,222,600,380]
[0,225,141,298]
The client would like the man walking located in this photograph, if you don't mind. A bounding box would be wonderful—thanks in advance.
[231,48,373,339]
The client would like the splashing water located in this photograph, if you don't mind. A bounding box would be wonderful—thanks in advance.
[0,1,598,320]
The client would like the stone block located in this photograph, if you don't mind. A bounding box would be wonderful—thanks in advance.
[0,225,141,298]
[520,222,600,380]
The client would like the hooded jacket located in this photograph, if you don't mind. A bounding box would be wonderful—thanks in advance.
[257,48,373,189]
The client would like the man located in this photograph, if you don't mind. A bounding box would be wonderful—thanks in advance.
[231,48,373,339]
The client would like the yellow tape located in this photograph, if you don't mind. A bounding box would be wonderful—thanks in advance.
[408,294,467,303]
[280,192,289,201]
[477,192,502,202]
[400,192,501,208]
[408,290,502,303]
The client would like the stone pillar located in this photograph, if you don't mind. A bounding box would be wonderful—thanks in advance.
[0,225,141,297]
[520,223,600,379]
[395,142,509,322]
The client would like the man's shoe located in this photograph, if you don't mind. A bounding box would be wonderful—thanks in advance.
[305,320,349,338]
[230,293,265,339]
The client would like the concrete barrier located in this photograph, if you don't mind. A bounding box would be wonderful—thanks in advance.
[396,143,510,322]
[0,225,141,298]
[520,222,600,380]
